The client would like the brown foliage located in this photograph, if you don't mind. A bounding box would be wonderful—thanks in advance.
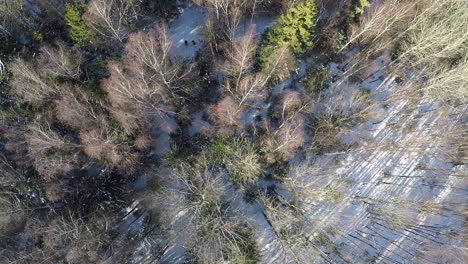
[209,96,244,136]
[263,116,307,163]
[125,26,191,91]
[55,85,100,131]
[80,116,139,169]
[25,121,80,179]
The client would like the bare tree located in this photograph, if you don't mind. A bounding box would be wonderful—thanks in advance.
[345,0,468,102]
[103,59,167,134]
[263,116,307,163]
[209,96,244,136]
[84,0,143,44]
[9,58,58,106]
[102,27,194,135]
[80,116,139,169]
[225,73,267,108]
[55,86,101,131]
[25,121,80,179]
[0,0,34,38]
[194,0,252,19]
[37,43,83,79]
[125,26,192,92]
[219,26,257,83]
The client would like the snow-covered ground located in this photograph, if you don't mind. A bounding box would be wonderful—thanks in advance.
[169,4,207,60]
[252,50,467,263]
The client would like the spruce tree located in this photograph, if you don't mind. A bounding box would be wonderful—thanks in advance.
[65,3,92,46]
[260,0,317,82]
[267,0,317,54]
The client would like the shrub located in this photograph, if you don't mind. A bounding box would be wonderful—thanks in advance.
[65,3,92,46]
[312,114,347,153]
[206,138,263,187]
[32,31,44,42]
[304,66,331,94]
[353,0,371,15]
[262,117,306,163]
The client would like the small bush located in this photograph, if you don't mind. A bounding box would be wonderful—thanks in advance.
[32,31,44,42]
[206,138,263,187]
[304,66,331,94]
[65,3,92,46]
[353,0,371,15]
[262,117,307,163]
[312,114,349,153]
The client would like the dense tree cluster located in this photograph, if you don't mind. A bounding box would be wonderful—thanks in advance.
[0,0,466,263]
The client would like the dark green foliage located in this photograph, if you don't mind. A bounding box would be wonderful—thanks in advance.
[259,0,317,81]
[260,0,318,56]
[354,0,371,15]
[0,68,34,124]
[349,0,371,20]
[265,0,317,53]
[304,66,331,94]
[65,3,92,46]
[32,31,44,42]
[85,78,106,100]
